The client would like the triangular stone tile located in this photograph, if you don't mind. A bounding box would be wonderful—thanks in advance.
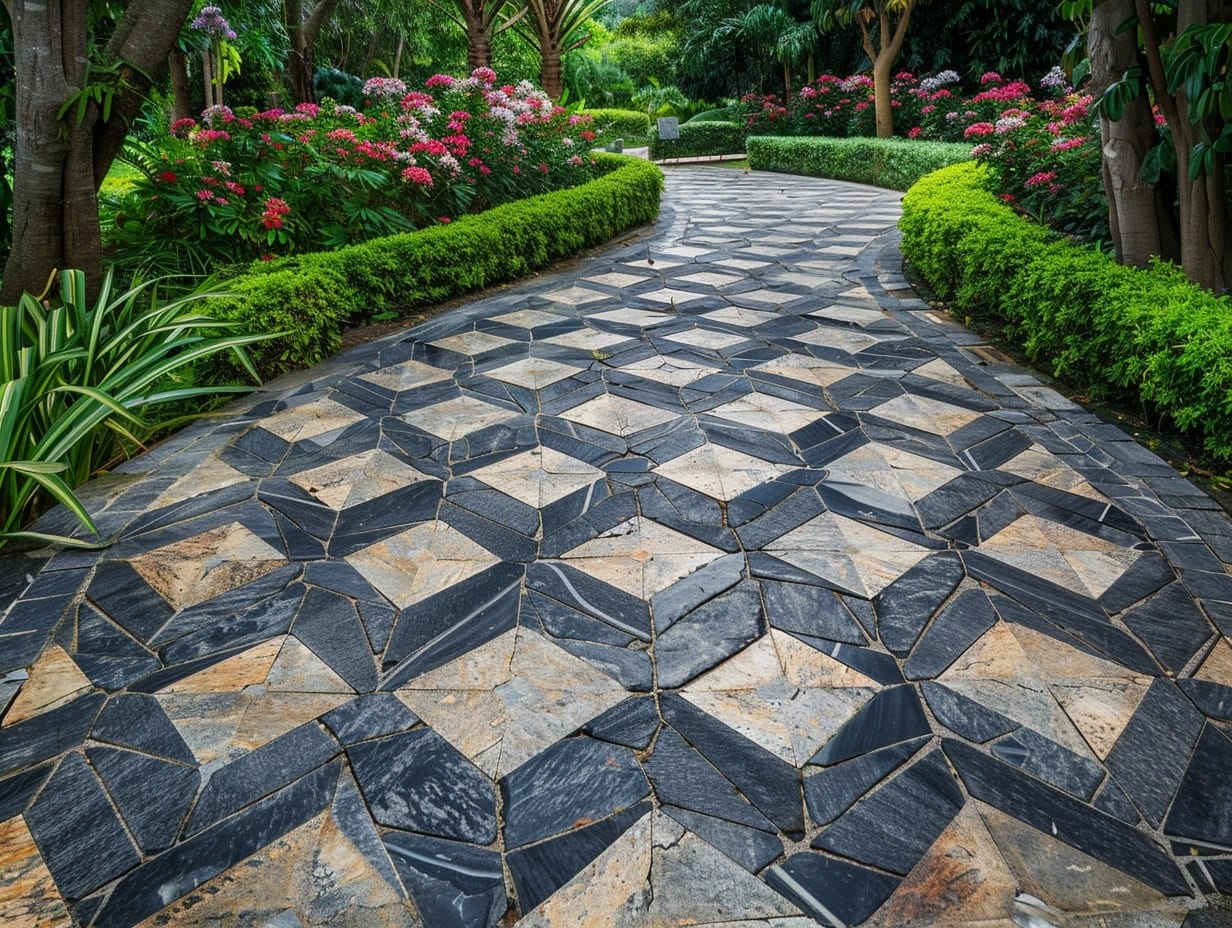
[0,814,71,926]
[977,514,1139,599]
[130,522,288,610]
[1048,677,1151,760]
[346,520,501,609]
[157,637,284,693]
[1197,637,1232,686]
[151,458,250,510]
[289,448,431,510]
[1001,445,1106,502]
[2,645,92,726]
[870,394,981,434]
[912,359,971,391]
[750,354,858,389]
[561,517,722,598]
[826,442,961,503]
[266,637,355,694]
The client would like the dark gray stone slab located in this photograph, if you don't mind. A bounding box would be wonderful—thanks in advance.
[762,579,867,645]
[292,587,378,693]
[874,553,965,655]
[1093,777,1141,824]
[0,761,52,820]
[1121,582,1214,675]
[1165,724,1232,846]
[643,728,776,833]
[766,852,901,926]
[88,745,199,851]
[0,691,103,779]
[804,737,927,825]
[90,693,196,764]
[72,603,161,690]
[85,561,172,642]
[655,581,764,689]
[662,805,783,873]
[903,588,996,679]
[321,693,420,745]
[921,682,1017,743]
[650,554,746,633]
[348,728,496,843]
[991,727,1105,800]
[384,832,506,928]
[809,685,931,767]
[501,737,649,849]
[582,696,660,749]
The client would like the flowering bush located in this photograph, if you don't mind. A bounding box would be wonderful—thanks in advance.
[105,68,597,270]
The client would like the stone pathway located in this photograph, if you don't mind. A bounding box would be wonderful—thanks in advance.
[2,168,1232,928]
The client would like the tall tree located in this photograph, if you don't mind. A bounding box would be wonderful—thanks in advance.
[285,0,343,103]
[1,0,194,303]
[812,0,926,137]
[432,0,527,70]
[520,0,612,98]
[716,3,818,95]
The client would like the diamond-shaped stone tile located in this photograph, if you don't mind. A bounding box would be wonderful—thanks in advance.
[618,356,718,387]
[751,354,857,389]
[764,512,929,599]
[913,358,971,390]
[151,458,250,510]
[1196,638,1232,685]
[560,516,723,598]
[543,328,631,351]
[260,398,366,443]
[469,447,603,508]
[585,271,651,289]
[408,394,519,441]
[589,308,675,328]
[826,442,961,502]
[1002,445,1106,502]
[870,394,982,434]
[710,257,769,270]
[653,443,794,501]
[289,448,432,510]
[358,358,452,392]
[491,309,570,329]
[677,272,742,288]
[485,357,584,390]
[730,289,803,307]
[430,331,518,355]
[977,514,1141,599]
[808,305,886,327]
[681,630,878,766]
[541,285,612,307]
[347,520,501,608]
[661,329,749,351]
[636,288,710,308]
[792,326,894,354]
[706,392,827,434]
[130,522,288,610]
[396,628,627,779]
[560,394,678,437]
[702,307,779,328]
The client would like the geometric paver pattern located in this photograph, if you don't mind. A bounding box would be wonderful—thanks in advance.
[1,167,1230,928]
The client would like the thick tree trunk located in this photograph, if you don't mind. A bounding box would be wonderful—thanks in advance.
[466,15,494,69]
[872,57,893,137]
[168,49,192,123]
[1090,0,1168,268]
[540,42,564,98]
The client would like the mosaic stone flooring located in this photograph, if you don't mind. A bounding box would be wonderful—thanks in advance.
[3,168,1232,928]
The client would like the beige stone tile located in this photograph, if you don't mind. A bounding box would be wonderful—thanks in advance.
[1,645,92,727]
[265,638,355,694]
[1001,445,1107,502]
[864,803,1017,928]
[289,448,431,510]
[346,521,500,609]
[397,629,626,779]
[940,678,1094,760]
[0,815,70,928]
[765,512,929,599]
[560,394,677,437]
[701,306,780,328]
[407,394,518,441]
[541,285,613,307]
[491,309,569,329]
[130,522,288,610]
[150,457,250,510]
[765,272,826,289]
[156,637,285,694]
[677,271,743,287]
[636,287,710,307]
[1048,677,1151,760]
[485,357,584,390]
[751,354,857,389]
[618,355,718,387]
[470,447,603,508]
[589,308,674,329]
[808,305,886,327]
[706,392,827,434]
[661,329,749,350]
[260,398,366,443]
[621,257,684,272]
[912,358,972,390]
[657,245,713,258]
[653,443,795,502]
[825,442,962,503]
[791,326,892,354]
[542,329,631,352]
[1197,636,1232,685]
[710,257,770,271]
[938,623,1031,682]
[561,516,722,598]
[730,289,804,306]
[358,358,452,393]
[871,393,982,434]
[428,331,517,356]
[584,271,651,289]
[978,514,1141,599]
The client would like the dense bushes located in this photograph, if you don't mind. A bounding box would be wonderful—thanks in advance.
[207,154,663,379]
[747,136,970,191]
[900,163,1232,460]
[649,121,747,159]
[585,109,652,146]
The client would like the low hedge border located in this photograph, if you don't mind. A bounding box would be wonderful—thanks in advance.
[585,109,652,147]
[900,162,1232,460]
[747,136,971,191]
[207,153,664,379]
[649,121,748,160]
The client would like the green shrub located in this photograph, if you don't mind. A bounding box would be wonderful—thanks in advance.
[208,154,664,379]
[747,136,972,191]
[900,162,1232,460]
[584,109,652,146]
[649,121,747,159]
[687,107,741,123]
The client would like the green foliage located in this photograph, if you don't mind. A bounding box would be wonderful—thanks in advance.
[0,269,271,547]
[687,107,742,123]
[747,135,970,189]
[649,120,748,159]
[206,154,663,379]
[584,108,652,145]
[900,163,1232,460]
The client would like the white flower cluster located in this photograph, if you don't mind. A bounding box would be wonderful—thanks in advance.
[920,70,961,94]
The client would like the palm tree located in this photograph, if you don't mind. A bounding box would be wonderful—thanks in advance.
[519,0,612,99]
[718,3,818,96]
[430,0,528,70]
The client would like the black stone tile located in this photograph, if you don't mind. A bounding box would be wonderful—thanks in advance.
[1093,778,1141,824]
[809,685,931,766]
[348,728,496,843]
[19,566,88,601]
[158,579,305,666]
[1105,678,1205,827]
[1202,859,1232,894]
[502,737,649,849]
[787,633,904,684]
[525,561,650,641]
[965,427,1032,470]
[662,804,783,873]
[660,694,802,835]
[552,637,654,691]
[873,552,965,655]
[762,579,868,645]
[384,832,506,928]
[440,501,538,564]
[1181,569,1232,603]
[944,739,1188,895]
[188,722,340,835]
[1121,582,1214,675]
[0,762,52,820]
[1180,679,1232,722]
[526,590,637,647]
[329,482,444,557]
[292,588,378,693]
[732,486,825,549]
[649,554,745,634]
[1158,541,1226,573]
[321,693,419,745]
[643,727,776,832]
[655,581,764,689]
[804,737,927,825]
[72,603,161,691]
[257,480,339,542]
[812,749,964,875]
[920,682,1017,743]
[990,728,1104,800]
[444,480,541,537]
[818,480,922,532]
[0,691,103,779]
[24,752,141,900]
[766,852,901,926]
[91,761,340,928]
[88,745,199,852]
[507,802,650,912]
[581,696,660,750]
[1098,551,1177,614]
[904,588,997,680]
[1164,724,1232,846]
[636,481,738,551]
[86,561,172,642]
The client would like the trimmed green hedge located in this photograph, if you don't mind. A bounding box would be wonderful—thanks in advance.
[585,109,652,146]
[686,107,741,123]
[649,121,747,160]
[747,136,971,192]
[901,162,1232,460]
[208,154,664,379]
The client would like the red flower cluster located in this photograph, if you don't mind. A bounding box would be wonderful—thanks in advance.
[261,197,291,229]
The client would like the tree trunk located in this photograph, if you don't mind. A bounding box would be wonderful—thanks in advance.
[202,50,215,109]
[466,13,494,69]
[393,31,405,78]
[286,0,344,105]
[541,41,564,98]
[1090,0,1168,268]
[872,56,893,137]
[168,48,192,123]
